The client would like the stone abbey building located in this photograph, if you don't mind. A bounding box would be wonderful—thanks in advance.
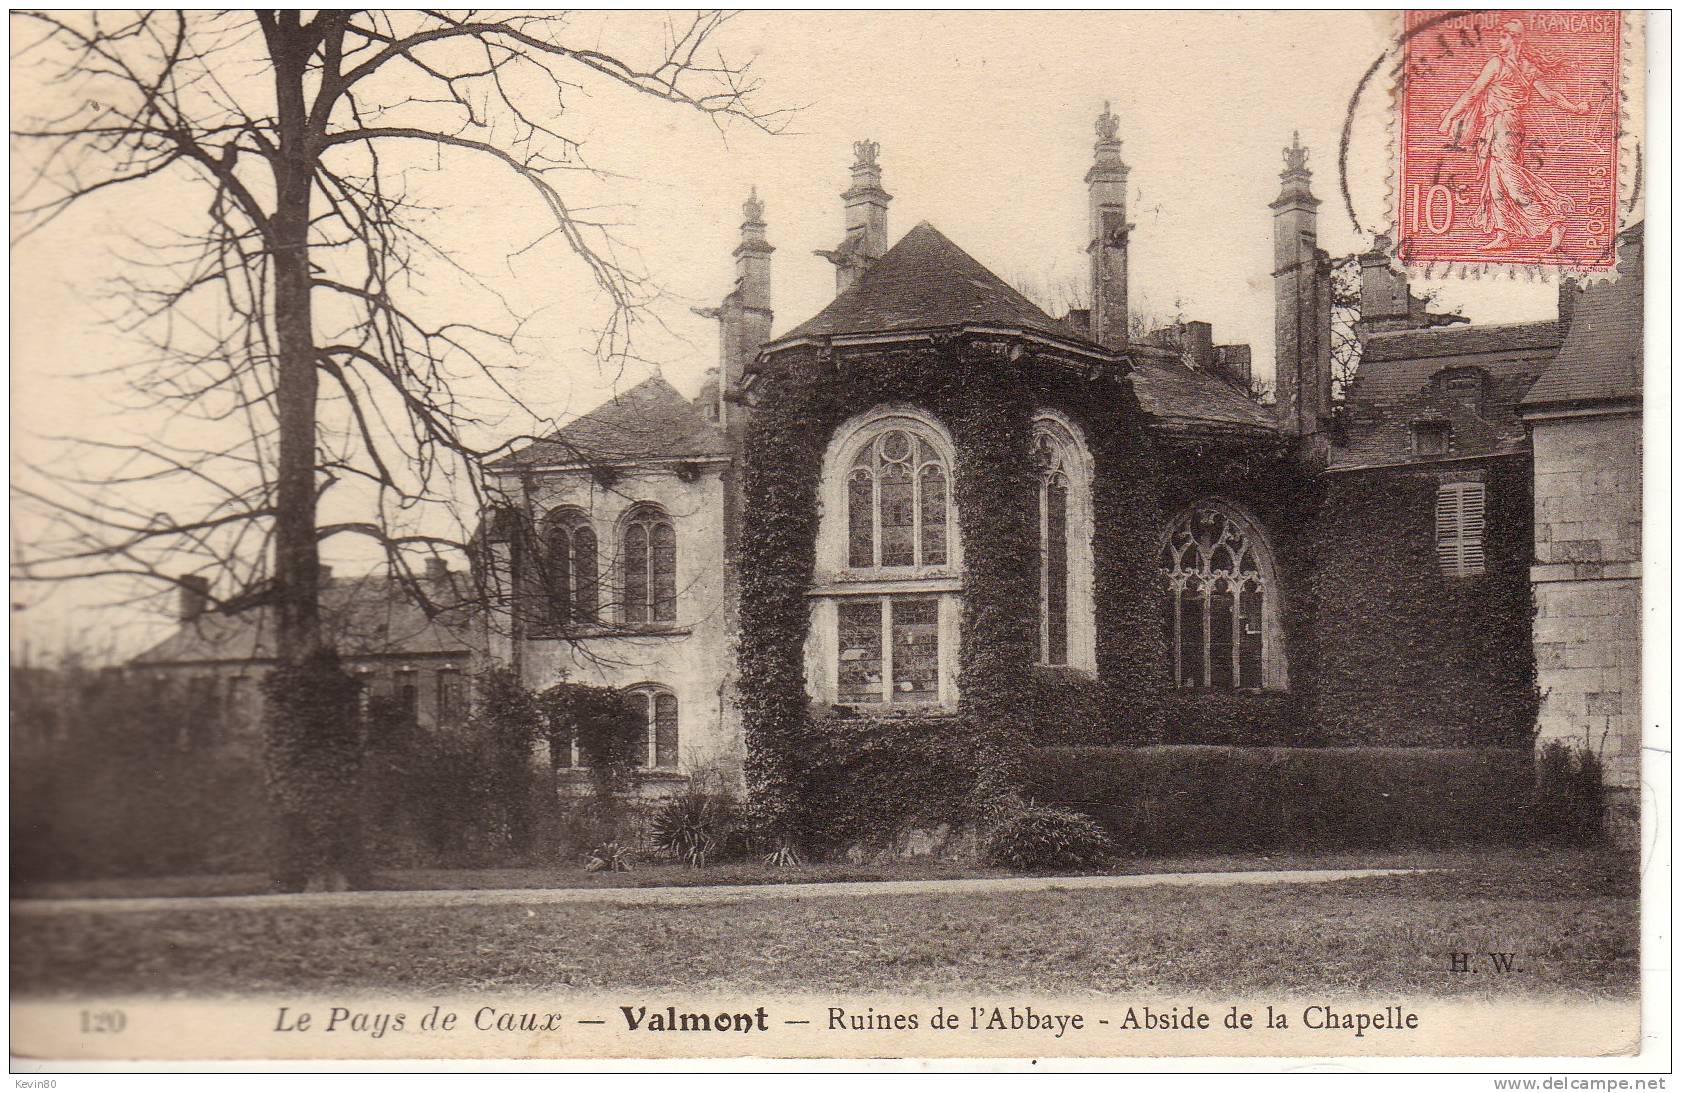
[325,108,1640,827]
[130,109,1641,835]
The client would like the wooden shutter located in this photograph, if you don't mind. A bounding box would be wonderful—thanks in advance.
[1436,482,1487,576]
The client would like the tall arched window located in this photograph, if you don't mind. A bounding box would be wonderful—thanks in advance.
[622,505,677,624]
[1032,413,1096,672]
[847,428,949,569]
[544,509,598,625]
[813,408,962,708]
[1159,502,1285,690]
[623,684,679,768]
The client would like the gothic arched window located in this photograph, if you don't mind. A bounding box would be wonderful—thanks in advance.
[621,505,677,624]
[1032,413,1096,672]
[847,428,950,569]
[1159,502,1285,690]
[814,409,962,708]
[544,508,598,625]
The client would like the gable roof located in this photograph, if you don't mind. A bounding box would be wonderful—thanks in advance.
[1127,352,1279,435]
[488,375,728,470]
[1330,320,1560,471]
[131,573,479,667]
[769,222,1094,350]
[1522,251,1643,411]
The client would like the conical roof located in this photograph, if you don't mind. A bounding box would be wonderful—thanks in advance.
[772,222,1094,348]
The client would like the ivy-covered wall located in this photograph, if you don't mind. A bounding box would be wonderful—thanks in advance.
[737,338,1161,848]
[1153,436,1323,745]
[1310,458,1538,746]
[737,338,1538,854]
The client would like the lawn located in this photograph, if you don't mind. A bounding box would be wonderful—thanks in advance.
[11,848,1638,999]
[11,846,1546,900]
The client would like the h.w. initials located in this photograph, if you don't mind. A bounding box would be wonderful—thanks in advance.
[1449,951,1519,973]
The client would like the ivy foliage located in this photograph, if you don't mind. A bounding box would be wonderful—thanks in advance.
[1310,461,1538,746]
[261,650,366,892]
[536,680,643,799]
[738,337,1162,849]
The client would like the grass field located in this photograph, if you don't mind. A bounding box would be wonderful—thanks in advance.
[11,848,1638,999]
[11,846,1562,901]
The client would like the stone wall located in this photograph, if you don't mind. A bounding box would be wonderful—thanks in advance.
[1529,410,1642,799]
[498,460,743,793]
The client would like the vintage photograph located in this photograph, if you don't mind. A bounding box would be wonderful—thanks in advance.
[8,9,1661,1070]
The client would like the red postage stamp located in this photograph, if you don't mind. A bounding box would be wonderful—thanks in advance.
[1398,9,1622,269]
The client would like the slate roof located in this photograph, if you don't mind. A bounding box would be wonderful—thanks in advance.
[769,222,1094,349]
[488,375,728,470]
[1128,353,1280,435]
[1054,312,1278,436]
[1522,245,1643,410]
[1361,321,1564,368]
[1330,320,1561,472]
[131,573,479,667]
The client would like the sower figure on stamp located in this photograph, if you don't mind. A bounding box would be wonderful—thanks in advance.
[1437,19,1595,252]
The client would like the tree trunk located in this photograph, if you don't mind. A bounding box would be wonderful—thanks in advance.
[260,18,363,893]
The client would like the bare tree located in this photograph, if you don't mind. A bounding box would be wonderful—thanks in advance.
[1330,254,1363,403]
[11,10,785,889]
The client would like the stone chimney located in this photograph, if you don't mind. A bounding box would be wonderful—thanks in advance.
[1086,103,1131,350]
[1215,344,1253,389]
[695,188,774,434]
[1180,321,1214,371]
[424,557,450,582]
[1557,276,1584,337]
[1271,132,1332,437]
[817,141,891,294]
[178,574,210,622]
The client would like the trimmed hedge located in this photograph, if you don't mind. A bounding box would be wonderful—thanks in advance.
[1025,745,1535,853]
[801,713,977,854]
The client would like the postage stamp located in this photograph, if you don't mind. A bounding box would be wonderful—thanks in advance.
[1397,10,1625,269]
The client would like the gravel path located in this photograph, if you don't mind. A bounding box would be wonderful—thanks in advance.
[10,867,1421,916]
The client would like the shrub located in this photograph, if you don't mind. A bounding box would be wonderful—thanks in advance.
[1026,745,1536,854]
[650,791,744,867]
[1529,740,1605,845]
[983,803,1115,871]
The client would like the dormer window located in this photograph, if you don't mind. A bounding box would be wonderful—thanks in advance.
[1411,421,1450,456]
[1436,367,1488,413]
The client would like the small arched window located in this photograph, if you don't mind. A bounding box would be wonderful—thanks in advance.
[1034,433,1071,666]
[543,509,598,625]
[622,505,677,624]
[847,428,950,569]
[1032,413,1095,672]
[623,684,679,769]
[1160,502,1284,690]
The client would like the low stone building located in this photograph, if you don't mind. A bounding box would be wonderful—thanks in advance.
[129,563,479,745]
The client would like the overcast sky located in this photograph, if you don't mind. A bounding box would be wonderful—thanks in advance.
[12,11,1573,660]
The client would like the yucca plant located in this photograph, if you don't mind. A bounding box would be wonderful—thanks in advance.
[650,792,737,868]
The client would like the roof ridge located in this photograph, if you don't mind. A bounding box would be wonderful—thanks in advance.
[769,221,1082,350]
